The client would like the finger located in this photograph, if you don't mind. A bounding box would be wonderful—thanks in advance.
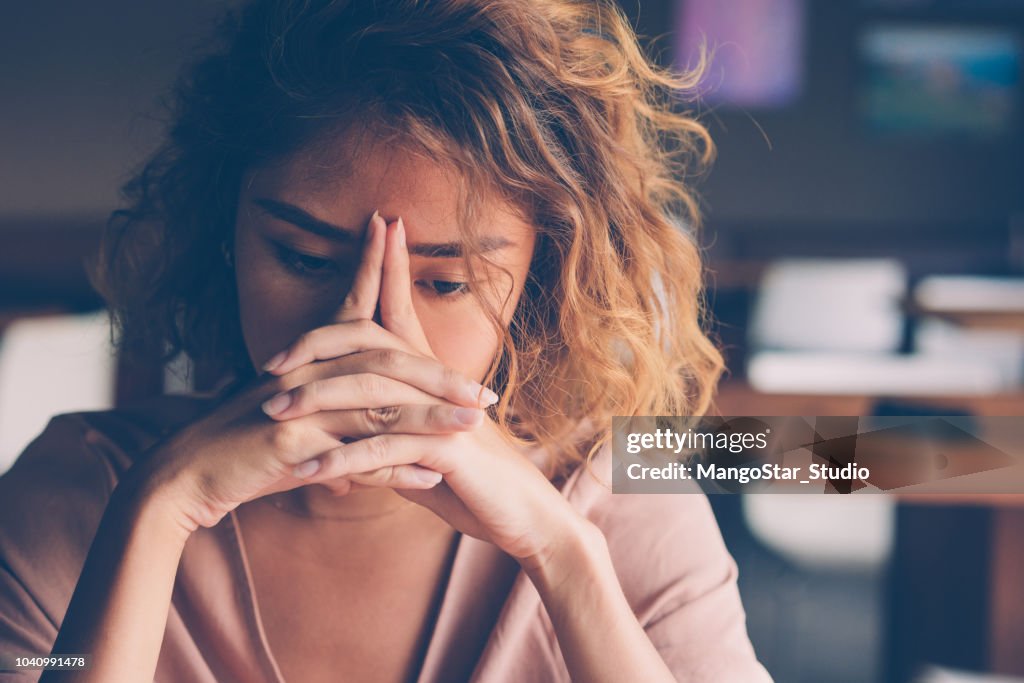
[309,478,354,497]
[261,373,444,420]
[311,404,485,438]
[380,217,435,357]
[347,464,443,489]
[290,465,441,494]
[337,209,387,322]
[309,349,498,408]
[262,319,418,375]
[291,433,457,482]
[260,209,386,374]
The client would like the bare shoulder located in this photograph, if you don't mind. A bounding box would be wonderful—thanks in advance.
[3,393,217,482]
[0,393,216,562]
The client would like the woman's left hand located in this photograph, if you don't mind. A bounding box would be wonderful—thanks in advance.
[262,215,594,570]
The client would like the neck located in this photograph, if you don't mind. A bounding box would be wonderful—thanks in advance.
[245,483,456,568]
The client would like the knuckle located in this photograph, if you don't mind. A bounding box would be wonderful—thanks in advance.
[373,348,401,371]
[376,466,398,484]
[268,421,304,454]
[320,446,348,476]
[425,405,448,430]
[364,405,402,431]
[364,436,390,466]
[360,465,396,486]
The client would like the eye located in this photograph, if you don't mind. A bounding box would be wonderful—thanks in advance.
[418,279,470,299]
[271,243,338,278]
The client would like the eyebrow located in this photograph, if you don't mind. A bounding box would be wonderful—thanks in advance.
[252,197,515,258]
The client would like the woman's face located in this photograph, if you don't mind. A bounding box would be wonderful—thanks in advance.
[232,136,537,384]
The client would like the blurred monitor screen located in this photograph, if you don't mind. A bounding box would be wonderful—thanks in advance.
[860,25,1022,137]
[677,0,805,108]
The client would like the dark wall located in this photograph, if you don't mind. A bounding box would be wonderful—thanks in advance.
[0,1,234,222]
[3,1,1021,250]
[624,0,1024,252]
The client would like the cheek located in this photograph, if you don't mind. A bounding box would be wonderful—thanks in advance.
[234,242,329,368]
[419,306,501,384]
[419,265,530,384]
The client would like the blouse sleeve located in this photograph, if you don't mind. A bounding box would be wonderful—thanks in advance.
[589,489,774,682]
[0,414,118,682]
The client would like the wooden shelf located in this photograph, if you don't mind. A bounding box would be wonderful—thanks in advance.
[714,380,1024,417]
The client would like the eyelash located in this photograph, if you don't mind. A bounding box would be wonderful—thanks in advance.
[272,243,338,278]
[273,243,471,300]
[417,279,471,301]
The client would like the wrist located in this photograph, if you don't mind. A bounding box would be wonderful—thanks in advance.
[112,460,202,545]
[102,486,193,560]
[521,514,609,591]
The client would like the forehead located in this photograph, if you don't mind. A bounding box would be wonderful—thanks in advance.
[242,131,534,244]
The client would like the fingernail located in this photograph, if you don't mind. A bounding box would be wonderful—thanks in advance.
[292,458,321,478]
[367,210,381,241]
[468,384,498,406]
[262,351,287,372]
[262,391,292,416]
[414,469,443,486]
[453,406,483,426]
[396,216,406,247]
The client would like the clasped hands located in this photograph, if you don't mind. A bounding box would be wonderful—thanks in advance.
[250,211,588,567]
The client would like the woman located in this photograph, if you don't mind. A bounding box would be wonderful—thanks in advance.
[0,0,771,681]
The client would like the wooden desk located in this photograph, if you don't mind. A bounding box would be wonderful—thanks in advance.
[713,381,1024,417]
[916,308,1024,333]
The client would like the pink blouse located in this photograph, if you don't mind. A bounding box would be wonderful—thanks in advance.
[0,394,771,682]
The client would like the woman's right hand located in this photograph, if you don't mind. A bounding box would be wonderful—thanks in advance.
[121,210,495,535]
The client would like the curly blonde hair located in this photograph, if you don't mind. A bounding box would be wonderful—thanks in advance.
[91,0,724,478]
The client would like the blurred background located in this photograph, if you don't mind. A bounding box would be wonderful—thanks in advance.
[1,1,1023,681]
